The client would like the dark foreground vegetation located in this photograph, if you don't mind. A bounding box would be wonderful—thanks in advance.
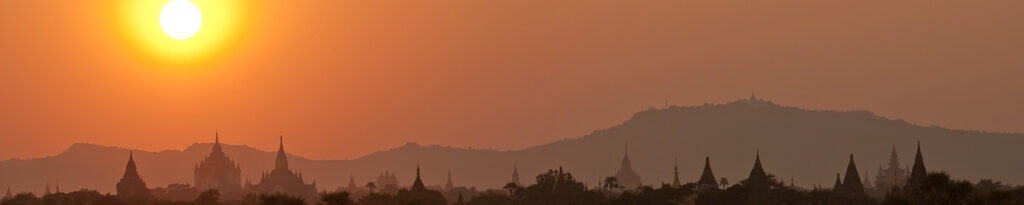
[3,168,1024,205]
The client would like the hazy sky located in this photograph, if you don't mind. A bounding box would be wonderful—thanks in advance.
[1,0,1022,161]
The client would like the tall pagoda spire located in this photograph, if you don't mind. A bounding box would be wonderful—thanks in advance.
[613,142,642,189]
[411,162,426,191]
[117,150,151,199]
[512,163,521,186]
[124,150,140,179]
[4,186,11,199]
[671,158,681,188]
[833,173,843,192]
[697,156,718,190]
[445,169,455,190]
[889,145,901,168]
[347,176,357,190]
[211,132,224,155]
[44,183,51,196]
[275,135,289,171]
[842,154,865,194]
[748,151,768,180]
[906,141,927,191]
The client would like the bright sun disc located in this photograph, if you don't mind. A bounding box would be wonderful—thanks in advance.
[159,0,202,40]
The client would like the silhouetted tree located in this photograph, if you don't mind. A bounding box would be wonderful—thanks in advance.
[467,192,511,205]
[883,172,973,205]
[513,167,605,205]
[194,189,220,205]
[603,177,620,191]
[258,193,306,205]
[365,182,376,194]
[357,193,398,205]
[319,191,353,205]
[502,183,518,197]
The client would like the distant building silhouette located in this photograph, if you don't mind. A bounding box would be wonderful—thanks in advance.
[117,151,152,199]
[833,173,843,192]
[246,136,317,201]
[375,171,400,190]
[904,141,928,192]
[3,186,11,200]
[613,143,642,189]
[874,145,909,193]
[444,170,454,190]
[346,176,358,191]
[671,158,681,188]
[511,164,521,186]
[841,154,865,195]
[411,163,427,192]
[697,156,718,190]
[44,183,50,196]
[748,151,768,181]
[194,132,242,194]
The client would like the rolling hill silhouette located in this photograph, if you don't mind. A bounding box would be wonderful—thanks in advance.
[2,97,1022,194]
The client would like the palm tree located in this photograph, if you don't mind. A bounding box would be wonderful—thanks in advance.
[603,176,620,191]
[365,182,376,194]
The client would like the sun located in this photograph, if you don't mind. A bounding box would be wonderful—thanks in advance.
[111,0,256,66]
[160,0,202,40]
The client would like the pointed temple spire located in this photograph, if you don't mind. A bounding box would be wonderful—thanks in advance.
[411,162,426,191]
[445,169,455,190]
[748,151,768,180]
[511,163,521,186]
[44,183,51,196]
[124,150,139,179]
[842,154,865,194]
[698,156,719,190]
[275,135,289,171]
[117,150,152,199]
[906,141,928,191]
[613,142,642,189]
[4,186,11,199]
[672,158,681,188]
[621,143,632,171]
[343,176,355,191]
[833,173,843,192]
[211,132,225,155]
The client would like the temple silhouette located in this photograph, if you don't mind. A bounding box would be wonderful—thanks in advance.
[611,143,642,189]
[74,133,1003,204]
[873,145,909,193]
[244,135,318,202]
[116,151,152,200]
[193,132,242,196]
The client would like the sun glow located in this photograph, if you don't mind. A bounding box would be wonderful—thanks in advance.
[113,0,255,65]
[159,0,202,40]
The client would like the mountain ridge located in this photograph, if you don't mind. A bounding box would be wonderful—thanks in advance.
[2,98,1022,195]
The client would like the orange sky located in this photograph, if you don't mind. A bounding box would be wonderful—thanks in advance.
[1,0,1022,161]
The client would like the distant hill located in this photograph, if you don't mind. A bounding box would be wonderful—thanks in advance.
[2,97,1022,194]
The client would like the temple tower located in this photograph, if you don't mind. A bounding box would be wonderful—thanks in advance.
[842,154,865,195]
[117,151,152,199]
[697,156,719,190]
[613,143,642,189]
[905,141,928,192]
[194,132,242,193]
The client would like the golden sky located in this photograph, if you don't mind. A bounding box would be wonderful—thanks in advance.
[1,0,1022,160]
